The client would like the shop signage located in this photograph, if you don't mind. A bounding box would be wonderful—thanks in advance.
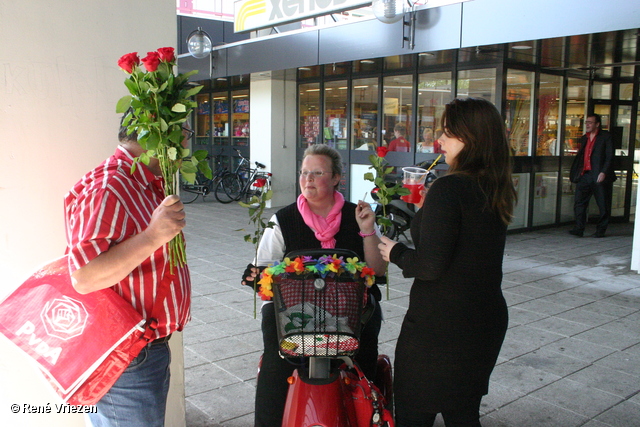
[234,0,472,33]
[234,0,370,32]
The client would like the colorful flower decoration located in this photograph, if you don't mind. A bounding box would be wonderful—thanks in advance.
[257,255,375,301]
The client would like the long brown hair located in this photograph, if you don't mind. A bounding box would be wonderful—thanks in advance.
[441,97,516,225]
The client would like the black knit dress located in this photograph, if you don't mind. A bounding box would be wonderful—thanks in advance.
[389,174,508,418]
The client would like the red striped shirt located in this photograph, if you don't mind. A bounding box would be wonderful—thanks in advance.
[64,146,190,338]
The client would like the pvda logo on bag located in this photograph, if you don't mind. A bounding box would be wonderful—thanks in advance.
[14,295,89,366]
[41,296,88,340]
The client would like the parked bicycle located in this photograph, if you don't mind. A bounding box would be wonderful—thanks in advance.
[180,156,227,204]
[214,148,272,204]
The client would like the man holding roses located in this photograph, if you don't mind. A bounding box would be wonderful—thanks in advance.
[64,111,192,427]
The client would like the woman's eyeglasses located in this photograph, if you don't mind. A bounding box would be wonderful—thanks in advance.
[299,170,328,178]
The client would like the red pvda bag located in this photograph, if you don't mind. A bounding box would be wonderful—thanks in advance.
[0,256,149,405]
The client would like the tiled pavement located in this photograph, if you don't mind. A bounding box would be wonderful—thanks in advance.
[181,198,640,427]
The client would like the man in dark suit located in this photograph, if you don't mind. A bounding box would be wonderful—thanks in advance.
[569,114,616,238]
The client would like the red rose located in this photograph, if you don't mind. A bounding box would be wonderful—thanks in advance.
[141,51,160,72]
[376,146,389,158]
[117,52,139,74]
[157,47,175,63]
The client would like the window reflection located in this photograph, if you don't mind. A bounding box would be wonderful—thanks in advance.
[212,92,229,145]
[352,78,379,151]
[592,82,612,100]
[616,105,632,154]
[505,69,533,156]
[231,89,249,147]
[417,72,452,154]
[323,80,348,150]
[564,78,587,156]
[456,68,496,103]
[536,74,561,156]
[299,83,320,148]
[541,37,564,68]
[382,75,414,152]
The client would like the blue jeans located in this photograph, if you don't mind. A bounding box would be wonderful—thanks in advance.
[88,342,171,427]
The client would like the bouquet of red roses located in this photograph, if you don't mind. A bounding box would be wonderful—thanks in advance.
[116,47,211,270]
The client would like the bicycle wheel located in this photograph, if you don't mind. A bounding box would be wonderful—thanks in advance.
[180,176,202,204]
[215,173,242,203]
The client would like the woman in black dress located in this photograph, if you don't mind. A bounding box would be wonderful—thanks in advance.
[378,98,517,427]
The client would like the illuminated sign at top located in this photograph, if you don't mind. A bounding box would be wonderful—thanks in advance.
[234,0,370,33]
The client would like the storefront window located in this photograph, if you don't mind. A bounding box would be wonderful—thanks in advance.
[353,58,382,74]
[324,80,348,150]
[231,89,249,147]
[195,92,211,147]
[616,105,632,154]
[417,71,452,154]
[382,75,414,152]
[559,168,574,223]
[508,41,536,64]
[594,105,610,130]
[324,62,349,77]
[564,78,587,156]
[592,32,616,78]
[505,69,534,156]
[541,37,564,68]
[536,74,562,156]
[620,83,634,101]
[621,29,637,78]
[298,66,321,79]
[417,50,454,68]
[212,92,229,145]
[299,82,320,147]
[612,172,627,217]
[457,68,496,104]
[592,82,612,100]
[567,34,589,70]
[458,45,503,63]
[211,91,230,172]
[385,54,415,71]
[352,78,379,151]
[532,172,558,226]
[212,77,228,90]
[509,173,530,230]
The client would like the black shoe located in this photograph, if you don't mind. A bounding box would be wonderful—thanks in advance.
[592,231,606,238]
[569,229,584,237]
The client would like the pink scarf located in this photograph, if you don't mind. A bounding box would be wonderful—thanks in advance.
[297,191,345,249]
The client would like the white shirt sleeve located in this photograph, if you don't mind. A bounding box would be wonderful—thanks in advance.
[254,214,285,267]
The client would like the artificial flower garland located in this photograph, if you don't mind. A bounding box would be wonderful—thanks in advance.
[257,255,375,301]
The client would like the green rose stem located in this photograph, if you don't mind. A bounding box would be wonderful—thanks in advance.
[364,148,410,300]
[158,144,187,272]
[239,187,275,318]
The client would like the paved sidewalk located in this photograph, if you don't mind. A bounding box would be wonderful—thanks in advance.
[181,199,640,427]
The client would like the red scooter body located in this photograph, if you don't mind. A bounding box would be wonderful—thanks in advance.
[282,368,357,427]
[282,360,394,427]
